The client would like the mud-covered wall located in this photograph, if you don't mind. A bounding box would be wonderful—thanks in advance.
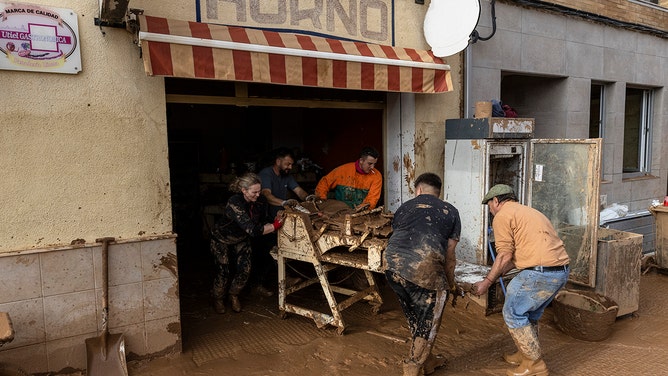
[394,0,462,197]
[0,0,198,253]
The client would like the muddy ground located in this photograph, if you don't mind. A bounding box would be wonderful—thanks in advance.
[125,267,668,376]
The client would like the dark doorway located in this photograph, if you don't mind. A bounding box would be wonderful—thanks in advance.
[164,79,385,331]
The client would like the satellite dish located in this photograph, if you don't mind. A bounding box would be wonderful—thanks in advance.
[424,0,481,57]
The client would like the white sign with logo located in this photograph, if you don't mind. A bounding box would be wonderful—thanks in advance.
[0,2,81,74]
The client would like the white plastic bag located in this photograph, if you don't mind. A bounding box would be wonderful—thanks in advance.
[599,203,629,222]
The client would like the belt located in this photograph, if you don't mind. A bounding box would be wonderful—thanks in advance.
[525,264,569,272]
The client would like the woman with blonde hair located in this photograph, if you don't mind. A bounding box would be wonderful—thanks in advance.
[210,172,284,313]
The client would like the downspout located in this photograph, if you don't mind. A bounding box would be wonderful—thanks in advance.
[464,45,472,118]
[467,0,498,117]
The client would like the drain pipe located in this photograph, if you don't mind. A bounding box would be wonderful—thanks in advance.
[465,0,496,117]
[464,45,472,118]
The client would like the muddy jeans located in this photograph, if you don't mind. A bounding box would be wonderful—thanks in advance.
[502,266,570,329]
[211,238,252,299]
[385,271,448,365]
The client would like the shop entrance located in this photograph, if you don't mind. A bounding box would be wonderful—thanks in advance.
[164,78,385,329]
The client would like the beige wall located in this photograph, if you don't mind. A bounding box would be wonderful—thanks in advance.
[395,0,463,187]
[1,1,462,253]
[1,2,186,370]
[0,0,195,253]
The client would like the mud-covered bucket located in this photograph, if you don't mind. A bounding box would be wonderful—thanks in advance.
[552,289,618,341]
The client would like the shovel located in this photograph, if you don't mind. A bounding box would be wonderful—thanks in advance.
[85,237,128,376]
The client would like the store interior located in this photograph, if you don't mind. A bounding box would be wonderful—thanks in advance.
[165,78,385,314]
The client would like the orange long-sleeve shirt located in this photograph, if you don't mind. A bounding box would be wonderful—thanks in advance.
[315,162,382,209]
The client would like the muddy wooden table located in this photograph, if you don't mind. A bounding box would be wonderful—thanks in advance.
[276,200,389,334]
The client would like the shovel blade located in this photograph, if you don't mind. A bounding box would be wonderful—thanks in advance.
[85,333,128,376]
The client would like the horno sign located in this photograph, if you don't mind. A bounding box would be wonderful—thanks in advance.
[0,2,81,74]
[199,0,394,45]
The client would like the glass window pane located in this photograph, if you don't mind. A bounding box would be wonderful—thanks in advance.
[623,88,643,172]
[589,84,602,138]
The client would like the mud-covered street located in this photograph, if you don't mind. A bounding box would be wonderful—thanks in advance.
[124,269,668,376]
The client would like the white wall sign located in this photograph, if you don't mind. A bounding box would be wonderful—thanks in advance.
[0,2,81,74]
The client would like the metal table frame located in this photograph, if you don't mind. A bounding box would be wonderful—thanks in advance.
[276,211,385,334]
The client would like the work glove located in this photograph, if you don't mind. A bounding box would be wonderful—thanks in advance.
[354,203,370,213]
[281,199,299,208]
[305,194,324,203]
[272,216,284,231]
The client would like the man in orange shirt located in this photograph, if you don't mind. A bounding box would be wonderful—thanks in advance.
[473,184,569,376]
[314,147,382,211]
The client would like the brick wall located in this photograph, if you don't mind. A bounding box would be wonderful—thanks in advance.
[508,0,668,33]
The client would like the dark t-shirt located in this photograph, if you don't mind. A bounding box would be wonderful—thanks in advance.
[259,166,299,217]
[383,194,461,290]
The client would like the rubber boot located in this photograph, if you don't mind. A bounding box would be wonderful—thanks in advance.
[506,325,548,376]
[230,294,242,313]
[506,357,548,376]
[253,285,274,297]
[503,351,523,366]
[423,353,447,375]
[504,322,538,365]
[214,299,226,314]
[402,360,424,376]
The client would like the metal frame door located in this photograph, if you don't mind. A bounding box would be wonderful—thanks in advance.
[528,138,602,287]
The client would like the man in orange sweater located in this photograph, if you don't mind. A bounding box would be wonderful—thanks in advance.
[314,147,383,210]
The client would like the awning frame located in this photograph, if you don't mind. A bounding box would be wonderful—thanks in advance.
[137,15,453,93]
[139,31,450,72]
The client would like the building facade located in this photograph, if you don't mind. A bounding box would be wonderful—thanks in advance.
[462,0,667,247]
[0,0,665,373]
[0,0,461,373]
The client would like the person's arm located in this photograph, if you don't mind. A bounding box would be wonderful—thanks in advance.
[361,171,382,209]
[472,251,514,296]
[228,197,282,236]
[445,238,458,291]
[293,186,308,201]
[261,188,286,207]
[315,171,334,200]
[262,222,278,235]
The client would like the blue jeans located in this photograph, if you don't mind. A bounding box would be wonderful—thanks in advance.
[502,266,570,329]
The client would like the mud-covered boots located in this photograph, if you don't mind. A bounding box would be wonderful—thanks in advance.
[507,325,548,376]
[503,351,523,365]
[213,299,226,314]
[423,353,447,375]
[402,360,424,376]
[504,322,538,365]
[507,357,548,376]
[230,294,242,313]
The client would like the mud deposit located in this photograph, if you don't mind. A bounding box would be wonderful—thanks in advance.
[120,271,668,376]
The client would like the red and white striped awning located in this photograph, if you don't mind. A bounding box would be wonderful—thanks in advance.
[138,15,452,94]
